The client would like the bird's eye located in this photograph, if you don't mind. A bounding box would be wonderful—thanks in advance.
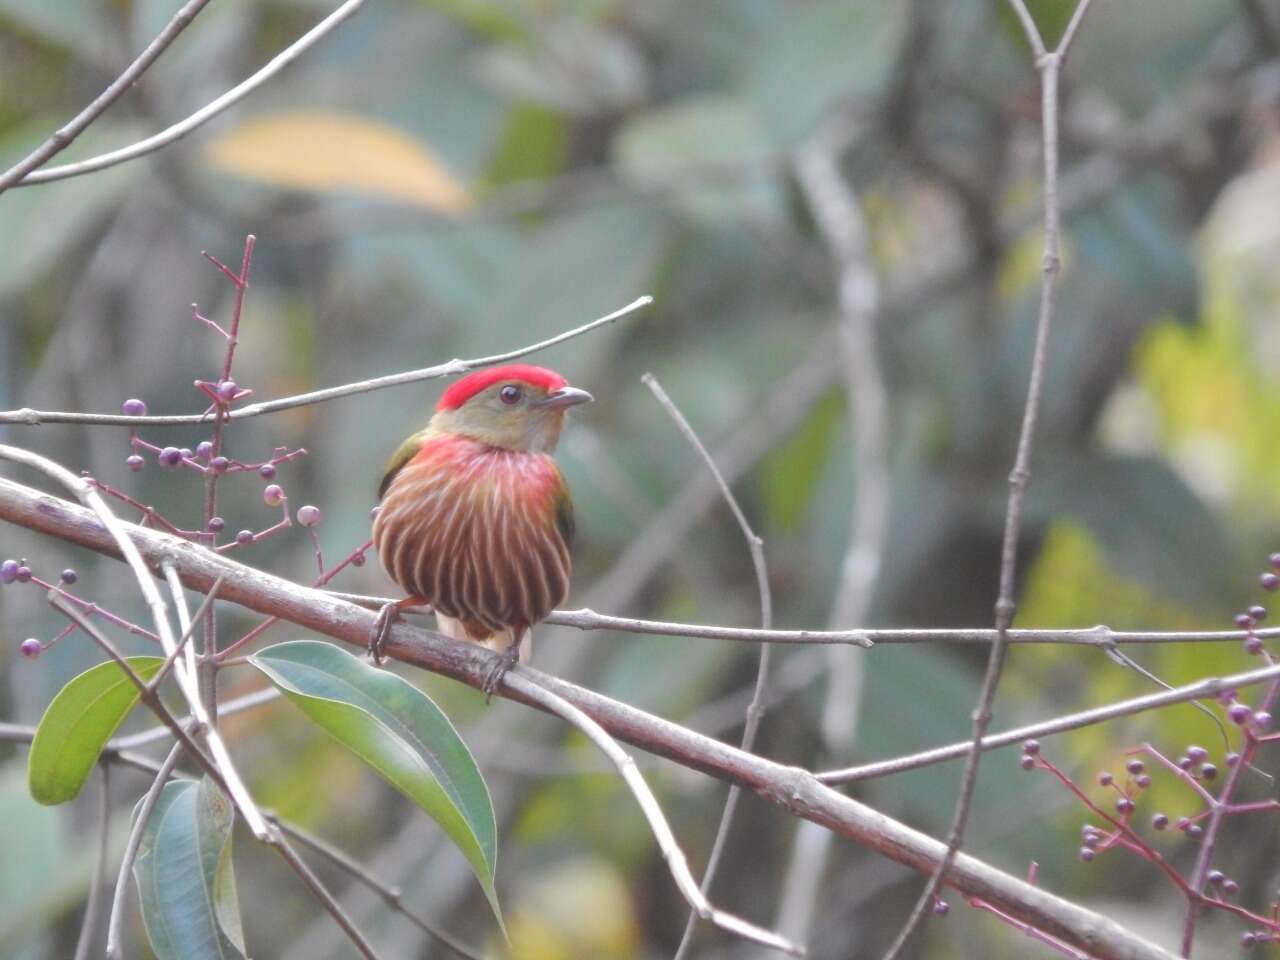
[499,385,522,405]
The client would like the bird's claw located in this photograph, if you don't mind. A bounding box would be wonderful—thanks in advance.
[370,602,400,665]
[481,645,520,704]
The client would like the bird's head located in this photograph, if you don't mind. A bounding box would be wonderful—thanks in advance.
[429,364,592,452]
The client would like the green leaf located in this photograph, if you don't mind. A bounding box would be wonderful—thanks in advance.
[134,778,246,960]
[249,640,501,927]
[28,656,165,806]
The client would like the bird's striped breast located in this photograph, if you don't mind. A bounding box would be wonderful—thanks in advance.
[372,434,573,641]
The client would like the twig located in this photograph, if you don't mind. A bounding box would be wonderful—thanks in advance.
[73,763,111,960]
[111,686,278,751]
[0,297,652,427]
[644,374,776,960]
[0,474,1190,960]
[267,814,489,960]
[106,740,185,960]
[816,660,1280,783]
[0,0,213,195]
[11,0,370,188]
[882,5,1096,953]
[334,593,1280,648]
[501,671,803,956]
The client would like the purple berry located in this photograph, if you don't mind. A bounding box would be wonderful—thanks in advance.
[1126,759,1144,776]
[1116,796,1134,814]
[126,454,145,472]
[259,463,276,480]
[932,899,949,916]
[1188,824,1203,838]
[196,441,214,459]
[1098,772,1114,787]
[297,505,321,527]
[1250,604,1267,621]
[217,380,238,402]
[1226,752,1240,767]
[1136,774,1152,789]
[1207,869,1225,886]
[15,565,31,583]
[59,569,77,585]
[1151,813,1168,830]
[1022,739,1040,756]
[1201,763,1218,780]
[1271,552,1280,570]
[159,446,182,467]
[263,484,284,506]
[1253,710,1272,729]
[1079,847,1095,862]
[1229,703,1253,725]
[1224,879,1239,896]
[235,530,254,545]
[351,552,366,567]
[210,456,229,473]
[20,638,41,659]
[180,448,193,458]
[0,560,18,584]
[1187,745,1208,762]
[1177,755,1194,770]
[207,516,225,533]
[1247,636,1265,655]
[1243,931,1258,947]
[122,398,147,417]
[1176,817,1191,831]
[1082,832,1100,849]
[1236,613,1255,629]
[1020,755,1035,771]
[1262,572,1279,592]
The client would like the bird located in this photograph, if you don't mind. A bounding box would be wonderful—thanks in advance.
[370,363,592,696]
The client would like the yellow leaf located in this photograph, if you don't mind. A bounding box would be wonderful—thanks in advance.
[204,112,470,212]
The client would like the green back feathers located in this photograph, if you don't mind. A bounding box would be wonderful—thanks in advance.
[377,433,426,500]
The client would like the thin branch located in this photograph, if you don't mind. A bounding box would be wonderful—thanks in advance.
[0,0,213,195]
[106,740,185,960]
[644,374,776,960]
[882,5,1086,954]
[12,0,370,188]
[501,671,802,956]
[266,835,385,960]
[73,763,110,960]
[0,296,651,427]
[0,475,1179,960]
[267,815,489,960]
[816,660,1280,784]
[111,686,279,751]
[334,592,1280,648]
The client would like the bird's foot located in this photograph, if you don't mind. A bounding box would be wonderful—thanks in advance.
[481,645,521,703]
[369,602,401,665]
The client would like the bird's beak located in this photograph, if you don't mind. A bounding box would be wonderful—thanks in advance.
[536,386,593,409]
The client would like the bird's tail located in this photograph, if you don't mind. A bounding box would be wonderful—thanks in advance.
[435,614,531,663]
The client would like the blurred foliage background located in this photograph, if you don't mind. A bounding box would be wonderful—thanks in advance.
[3,0,1280,957]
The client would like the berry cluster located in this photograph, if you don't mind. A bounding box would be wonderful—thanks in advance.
[1013,554,1280,950]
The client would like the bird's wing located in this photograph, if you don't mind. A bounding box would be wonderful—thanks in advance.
[377,431,427,500]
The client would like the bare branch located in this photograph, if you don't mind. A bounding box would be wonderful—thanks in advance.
[12,0,369,188]
[882,5,1098,951]
[502,671,801,956]
[0,0,213,195]
[644,374,776,959]
[0,297,651,427]
[817,660,1280,784]
[0,474,1179,960]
